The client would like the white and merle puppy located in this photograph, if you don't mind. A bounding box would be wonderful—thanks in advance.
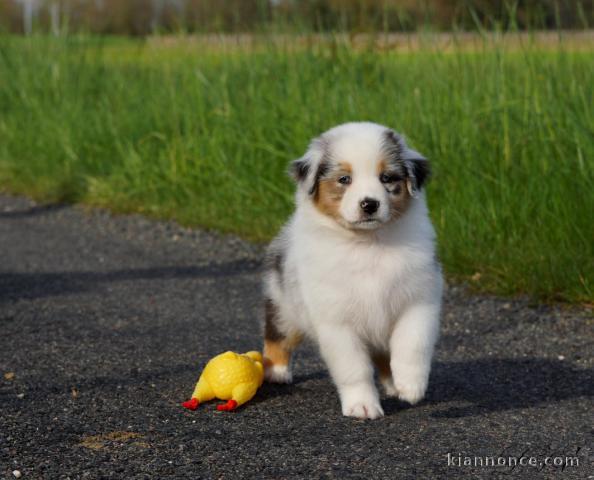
[263,122,443,419]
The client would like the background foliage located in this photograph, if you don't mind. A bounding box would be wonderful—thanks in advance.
[0,35,592,302]
[0,0,592,35]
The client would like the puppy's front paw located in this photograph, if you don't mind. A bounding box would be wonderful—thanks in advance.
[393,377,427,405]
[340,385,384,419]
[264,364,293,384]
[342,400,384,420]
[391,362,429,405]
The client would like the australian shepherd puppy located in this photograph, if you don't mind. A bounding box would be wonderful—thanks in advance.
[262,122,443,419]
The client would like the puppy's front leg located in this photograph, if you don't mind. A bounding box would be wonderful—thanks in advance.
[390,303,440,405]
[316,323,383,419]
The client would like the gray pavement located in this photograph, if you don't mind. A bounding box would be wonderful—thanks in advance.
[0,194,592,479]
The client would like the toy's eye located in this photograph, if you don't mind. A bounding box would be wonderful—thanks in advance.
[379,173,393,183]
[338,175,352,185]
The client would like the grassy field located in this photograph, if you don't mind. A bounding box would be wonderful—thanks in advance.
[0,34,592,303]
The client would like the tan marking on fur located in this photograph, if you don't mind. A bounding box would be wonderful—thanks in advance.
[263,334,303,369]
[372,353,392,380]
[378,159,411,221]
[285,332,304,349]
[377,158,387,175]
[314,162,352,219]
[388,180,411,220]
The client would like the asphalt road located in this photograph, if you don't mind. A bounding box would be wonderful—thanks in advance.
[1,194,592,479]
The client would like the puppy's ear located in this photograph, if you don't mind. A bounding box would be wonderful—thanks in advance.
[289,156,311,183]
[403,150,430,197]
[288,137,327,195]
[384,129,430,197]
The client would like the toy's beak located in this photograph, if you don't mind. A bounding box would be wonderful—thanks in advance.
[245,351,263,363]
[182,398,200,410]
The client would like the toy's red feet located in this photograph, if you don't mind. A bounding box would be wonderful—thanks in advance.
[216,399,238,411]
[182,398,200,410]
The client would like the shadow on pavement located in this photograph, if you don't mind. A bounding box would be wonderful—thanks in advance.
[3,357,591,418]
[0,261,261,303]
[0,203,67,219]
[385,357,594,418]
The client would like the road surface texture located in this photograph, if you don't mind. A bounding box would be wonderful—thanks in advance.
[1,194,592,479]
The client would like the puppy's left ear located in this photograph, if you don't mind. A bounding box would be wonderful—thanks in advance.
[384,130,430,197]
[403,149,430,197]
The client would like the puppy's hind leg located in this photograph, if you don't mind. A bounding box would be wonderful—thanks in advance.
[263,299,302,384]
[372,352,398,397]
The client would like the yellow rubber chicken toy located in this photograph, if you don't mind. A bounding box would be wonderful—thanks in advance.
[182,351,264,412]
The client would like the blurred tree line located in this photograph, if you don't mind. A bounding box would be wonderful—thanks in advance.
[0,0,591,35]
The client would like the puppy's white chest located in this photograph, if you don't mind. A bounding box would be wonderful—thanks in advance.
[298,238,404,338]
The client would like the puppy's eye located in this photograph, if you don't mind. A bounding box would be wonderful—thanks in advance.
[379,173,394,184]
[338,175,352,185]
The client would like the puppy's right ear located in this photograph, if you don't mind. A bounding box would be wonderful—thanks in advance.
[289,156,311,183]
[288,137,326,194]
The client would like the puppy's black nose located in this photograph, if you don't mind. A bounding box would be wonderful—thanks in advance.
[360,197,379,214]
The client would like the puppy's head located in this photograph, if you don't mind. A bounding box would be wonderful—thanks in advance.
[290,122,430,231]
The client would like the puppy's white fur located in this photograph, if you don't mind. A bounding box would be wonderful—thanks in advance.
[264,122,442,419]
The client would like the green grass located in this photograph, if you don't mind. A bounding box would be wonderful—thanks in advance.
[0,34,592,302]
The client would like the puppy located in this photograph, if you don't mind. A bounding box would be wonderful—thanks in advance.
[262,122,443,419]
